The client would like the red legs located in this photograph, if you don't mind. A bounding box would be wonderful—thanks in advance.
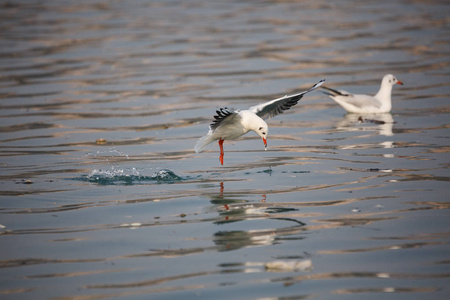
[218,139,224,165]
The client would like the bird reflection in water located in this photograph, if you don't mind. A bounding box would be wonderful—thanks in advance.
[210,182,267,215]
[209,182,306,251]
[336,113,395,137]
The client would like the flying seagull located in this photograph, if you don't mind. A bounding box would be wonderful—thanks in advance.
[195,79,325,165]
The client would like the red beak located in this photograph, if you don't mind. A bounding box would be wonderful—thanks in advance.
[263,138,267,149]
[397,81,404,85]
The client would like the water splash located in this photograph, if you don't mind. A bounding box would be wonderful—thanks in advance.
[78,168,183,185]
[151,169,183,182]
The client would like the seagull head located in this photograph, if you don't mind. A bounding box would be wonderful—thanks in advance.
[255,122,268,151]
[242,111,269,150]
[384,74,403,86]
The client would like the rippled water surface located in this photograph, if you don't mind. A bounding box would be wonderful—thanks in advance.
[1,1,449,299]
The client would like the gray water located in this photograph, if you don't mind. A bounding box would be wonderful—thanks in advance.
[1,1,449,299]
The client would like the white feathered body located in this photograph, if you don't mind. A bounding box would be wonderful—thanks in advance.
[325,74,402,114]
[195,110,265,153]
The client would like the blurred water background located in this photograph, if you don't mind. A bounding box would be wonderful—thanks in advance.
[0,0,449,299]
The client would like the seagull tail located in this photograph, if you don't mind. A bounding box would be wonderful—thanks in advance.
[194,130,215,153]
[320,86,347,97]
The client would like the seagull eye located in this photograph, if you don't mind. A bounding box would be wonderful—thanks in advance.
[259,127,263,130]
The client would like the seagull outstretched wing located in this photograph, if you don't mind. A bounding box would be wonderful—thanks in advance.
[249,79,325,120]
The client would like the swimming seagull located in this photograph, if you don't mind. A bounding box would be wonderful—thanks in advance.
[321,74,403,114]
[195,79,325,165]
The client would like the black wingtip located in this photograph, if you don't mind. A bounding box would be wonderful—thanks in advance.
[209,107,235,130]
[309,79,326,91]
